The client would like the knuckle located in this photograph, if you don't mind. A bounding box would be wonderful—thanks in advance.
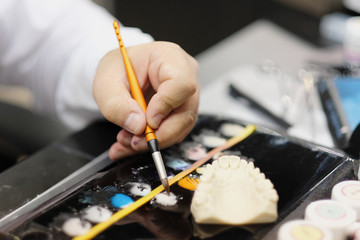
[158,94,175,112]
[182,78,198,96]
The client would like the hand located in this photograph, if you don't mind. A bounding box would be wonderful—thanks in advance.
[93,42,200,160]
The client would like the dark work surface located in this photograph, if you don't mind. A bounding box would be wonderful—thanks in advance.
[4,115,358,240]
[0,120,119,219]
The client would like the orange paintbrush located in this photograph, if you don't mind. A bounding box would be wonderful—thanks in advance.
[113,20,170,194]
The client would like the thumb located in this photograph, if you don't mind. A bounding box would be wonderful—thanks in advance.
[93,50,147,134]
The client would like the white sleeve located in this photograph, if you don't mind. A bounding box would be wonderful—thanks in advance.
[0,0,153,130]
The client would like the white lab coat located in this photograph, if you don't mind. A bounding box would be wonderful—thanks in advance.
[0,0,153,129]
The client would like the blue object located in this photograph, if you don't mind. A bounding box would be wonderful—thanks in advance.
[335,77,360,131]
[165,158,191,171]
[111,193,133,209]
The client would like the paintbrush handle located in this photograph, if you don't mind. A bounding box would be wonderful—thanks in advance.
[113,21,156,141]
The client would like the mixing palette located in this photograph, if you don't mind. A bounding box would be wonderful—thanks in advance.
[0,115,358,239]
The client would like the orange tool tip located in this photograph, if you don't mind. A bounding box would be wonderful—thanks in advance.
[178,176,199,191]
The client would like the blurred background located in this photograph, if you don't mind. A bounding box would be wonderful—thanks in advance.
[96,0,357,56]
[2,0,359,109]
[0,0,358,167]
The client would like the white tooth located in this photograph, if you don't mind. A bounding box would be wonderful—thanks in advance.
[205,163,214,172]
[219,156,230,168]
[212,160,219,168]
[239,159,248,168]
[247,161,255,170]
[269,190,279,201]
[263,179,274,189]
[229,156,240,168]
[256,173,266,182]
[191,155,279,225]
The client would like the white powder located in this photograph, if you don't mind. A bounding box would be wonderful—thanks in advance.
[62,217,91,237]
[152,192,177,206]
[220,123,244,137]
[126,182,151,196]
[83,206,112,223]
[201,135,226,148]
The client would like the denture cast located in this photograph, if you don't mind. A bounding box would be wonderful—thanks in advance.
[190,155,279,225]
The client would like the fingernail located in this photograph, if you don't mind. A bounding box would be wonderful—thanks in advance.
[121,134,132,147]
[124,113,141,133]
[152,113,164,128]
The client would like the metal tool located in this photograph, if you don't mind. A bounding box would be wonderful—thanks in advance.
[0,151,113,232]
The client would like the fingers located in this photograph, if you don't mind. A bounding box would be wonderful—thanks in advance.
[93,50,147,135]
[95,42,200,161]
[109,129,147,160]
[145,42,200,129]
[151,86,200,149]
[109,85,199,161]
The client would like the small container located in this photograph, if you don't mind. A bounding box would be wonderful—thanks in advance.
[305,199,357,240]
[277,219,334,240]
[331,180,360,220]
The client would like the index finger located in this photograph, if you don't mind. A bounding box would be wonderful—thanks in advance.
[144,43,200,128]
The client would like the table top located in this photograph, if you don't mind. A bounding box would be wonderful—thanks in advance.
[196,19,345,147]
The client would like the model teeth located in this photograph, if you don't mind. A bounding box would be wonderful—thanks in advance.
[247,161,255,170]
[191,155,279,225]
[229,156,240,168]
[239,159,248,168]
[255,172,266,182]
[219,157,229,168]
[199,171,212,182]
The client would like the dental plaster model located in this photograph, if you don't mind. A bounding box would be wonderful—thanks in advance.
[190,155,279,225]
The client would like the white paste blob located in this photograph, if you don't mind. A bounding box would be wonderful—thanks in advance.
[126,182,151,196]
[220,123,244,137]
[83,206,112,223]
[185,144,207,161]
[201,135,226,148]
[152,192,178,206]
[62,217,91,237]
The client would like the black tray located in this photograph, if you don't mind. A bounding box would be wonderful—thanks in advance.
[3,115,359,240]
